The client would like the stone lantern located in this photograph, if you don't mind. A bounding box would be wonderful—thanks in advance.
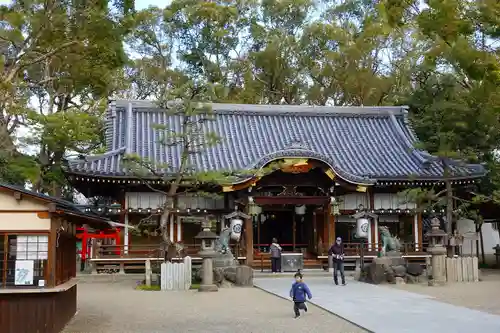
[195,220,219,292]
[425,218,447,286]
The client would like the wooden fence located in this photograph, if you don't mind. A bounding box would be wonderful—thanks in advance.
[160,257,192,291]
[445,256,479,283]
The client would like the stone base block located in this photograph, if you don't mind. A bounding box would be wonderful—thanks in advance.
[235,266,253,286]
[395,277,405,285]
[428,279,446,287]
[199,284,219,292]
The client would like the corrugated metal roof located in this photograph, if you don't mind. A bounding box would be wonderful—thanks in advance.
[66,101,485,184]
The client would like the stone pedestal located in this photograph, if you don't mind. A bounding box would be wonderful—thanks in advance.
[213,254,238,268]
[428,246,447,286]
[235,266,253,286]
[199,257,218,292]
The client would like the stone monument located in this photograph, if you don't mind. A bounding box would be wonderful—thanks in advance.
[426,218,447,286]
[195,220,219,292]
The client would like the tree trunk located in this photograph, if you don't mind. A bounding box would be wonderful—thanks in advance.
[0,122,15,153]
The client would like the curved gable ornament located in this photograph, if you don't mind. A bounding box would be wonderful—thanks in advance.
[242,148,376,186]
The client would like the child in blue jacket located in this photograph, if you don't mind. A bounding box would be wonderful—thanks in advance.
[289,271,312,318]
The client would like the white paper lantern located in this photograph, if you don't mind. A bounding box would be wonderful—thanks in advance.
[230,218,243,241]
[356,218,370,238]
[295,205,306,215]
[248,203,262,216]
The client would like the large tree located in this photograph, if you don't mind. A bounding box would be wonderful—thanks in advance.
[0,0,132,195]
[383,0,500,254]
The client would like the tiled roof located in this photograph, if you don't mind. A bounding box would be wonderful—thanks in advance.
[66,100,485,185]
[0,183,114,228]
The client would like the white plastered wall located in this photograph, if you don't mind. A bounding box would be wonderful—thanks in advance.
[0,191,51,231]
[457,218,500,263]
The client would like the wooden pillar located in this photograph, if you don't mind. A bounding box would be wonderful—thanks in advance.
[245,217,253,265]
[369,190,376,251]
[124,213,129,254]
[327,204,335,246]
[415,213,423,251]
[177,216,182,242]
[47,218,58,288]
[257,215,261,251]
[323,208,328,246]
[312,211,317,252]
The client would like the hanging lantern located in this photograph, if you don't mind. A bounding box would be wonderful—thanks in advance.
[330,197,340,216]
[249,204,262,216]
[230,218,243,241]
[248,196,262,216]
[295,205,306,215]
[356,218,370,238]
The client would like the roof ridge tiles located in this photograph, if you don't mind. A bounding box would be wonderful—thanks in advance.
[67,147,126,164]
[112,99,408,116]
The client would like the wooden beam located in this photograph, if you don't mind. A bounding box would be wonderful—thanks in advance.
[254,196,329,205]
[13,191,22,200]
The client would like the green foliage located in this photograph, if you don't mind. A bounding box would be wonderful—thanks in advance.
[0,0,498,211]
[0,0,132,195]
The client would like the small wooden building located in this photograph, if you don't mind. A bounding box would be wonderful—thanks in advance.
[0,183,113,333]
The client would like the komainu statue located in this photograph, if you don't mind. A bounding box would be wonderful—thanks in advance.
[379,226,401,256]
[215,226,232,255]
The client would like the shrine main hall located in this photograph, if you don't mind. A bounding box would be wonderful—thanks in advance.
[65,101,484,267]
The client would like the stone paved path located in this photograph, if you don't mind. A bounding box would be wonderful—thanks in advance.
[254,277,500,333]
[62,281,366,333]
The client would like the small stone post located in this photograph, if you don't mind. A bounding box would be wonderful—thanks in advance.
[145,259,152,287]
[426,218,447,286]
[195,219,219,292]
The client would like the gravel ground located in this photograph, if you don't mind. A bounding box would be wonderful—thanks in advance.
[63,280,367,333]
[388,270,500,315]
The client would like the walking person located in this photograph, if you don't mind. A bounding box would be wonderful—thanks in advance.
[289,271,312,318]
[269,238,282,273]
[328,237,346,286]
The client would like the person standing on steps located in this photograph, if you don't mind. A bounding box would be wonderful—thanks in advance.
[328,237,346,285]
[269,238,282,274]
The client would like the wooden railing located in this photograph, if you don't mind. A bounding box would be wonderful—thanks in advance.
[93,243,245,260]
[318,242,429,256]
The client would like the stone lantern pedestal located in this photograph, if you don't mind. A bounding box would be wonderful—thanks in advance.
[195,226,219,292]
[426,218,447,286]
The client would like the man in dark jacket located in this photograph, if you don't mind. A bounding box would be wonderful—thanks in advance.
[328,237,346,286]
